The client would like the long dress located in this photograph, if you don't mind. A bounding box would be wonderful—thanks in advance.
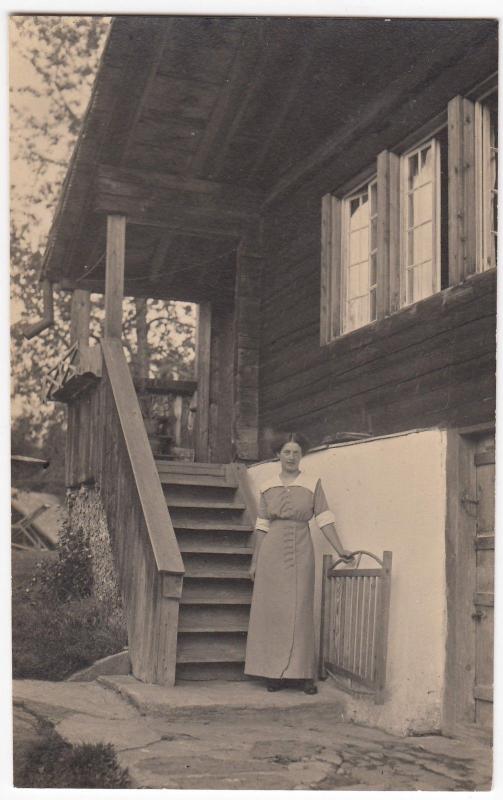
[244,471,336,680]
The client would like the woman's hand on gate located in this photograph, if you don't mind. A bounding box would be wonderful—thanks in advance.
[338,549,356,564]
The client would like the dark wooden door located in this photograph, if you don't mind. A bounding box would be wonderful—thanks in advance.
[472,433,495,729]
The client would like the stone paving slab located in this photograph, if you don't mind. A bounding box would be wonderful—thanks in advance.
[98,674,346,718]
[13,679,138,721]
[12,677,493,791]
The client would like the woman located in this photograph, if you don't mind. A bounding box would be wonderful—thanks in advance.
[244,432,353,694]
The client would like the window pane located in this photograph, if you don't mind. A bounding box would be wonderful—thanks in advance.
[408,153,419,190]
[413,221,433,265]
[370,182,377,214]
[414,184,433,227]
[343,177,378,333]
[370,217,377,251]
[370,252,377,286]
[370,289,377,321]
[420,145,433,181]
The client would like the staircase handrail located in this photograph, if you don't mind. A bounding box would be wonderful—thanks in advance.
[101,338,184,579]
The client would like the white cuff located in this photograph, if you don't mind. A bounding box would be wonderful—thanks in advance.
[315,510,336,528]
[255,517,270,533]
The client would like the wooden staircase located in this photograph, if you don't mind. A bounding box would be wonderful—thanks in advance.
[156,461,256,681]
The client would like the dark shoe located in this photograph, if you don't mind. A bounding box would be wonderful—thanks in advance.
[267,679,283,692]
[303,680,318,695]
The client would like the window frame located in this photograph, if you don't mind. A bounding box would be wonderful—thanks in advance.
[475,88,498,273]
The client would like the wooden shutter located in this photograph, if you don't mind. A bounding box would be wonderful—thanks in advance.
[448,96,477,283]
[320,193,342,344]
[376,150,400,316]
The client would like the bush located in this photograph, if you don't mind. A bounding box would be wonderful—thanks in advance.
[16,727,131,788]
[38,514,93,602]
[12,593,128,680]
[12,547,127,680]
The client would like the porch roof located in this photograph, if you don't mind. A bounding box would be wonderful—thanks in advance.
[41,16,497,304]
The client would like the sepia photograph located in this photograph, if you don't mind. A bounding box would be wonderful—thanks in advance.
[8,3,497,792]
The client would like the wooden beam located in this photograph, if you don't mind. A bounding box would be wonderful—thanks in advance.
[105,215,126,338]
[70,289,91,348]
[149,232,175,283]
[95,165,263,237]
[249,47,314,178]
[194,302,212,462]
[190,24,264,178]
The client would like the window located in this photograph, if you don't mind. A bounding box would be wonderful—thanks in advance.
[341,179,377,333]
[401,139,440,305]
[320,84,497,346]
[476,91,498,272]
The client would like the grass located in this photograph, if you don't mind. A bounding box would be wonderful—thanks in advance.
[12,549,128,680]
[15,722,131,788]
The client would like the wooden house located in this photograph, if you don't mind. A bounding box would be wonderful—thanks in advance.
[36,16,496,737]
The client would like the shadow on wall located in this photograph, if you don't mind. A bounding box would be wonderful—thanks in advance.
[247,429,447,736]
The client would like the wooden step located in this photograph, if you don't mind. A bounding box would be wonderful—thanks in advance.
[176,662,246,681]
[179,543,254,555]
[183,554,251,580]
[158,473,238,488]
[176,530,254,552]
[181,578,252,606]
[156,461,229,477]
[185,569,251,580]
[176,632,246,663]
[165,498,246,511]
[178,604,250,630]
[174,520,253,532]
[178,623,249,633]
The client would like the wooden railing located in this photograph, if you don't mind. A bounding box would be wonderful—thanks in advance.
[66,338,185,685]
[319,550,392,704]
[134,377,197,460]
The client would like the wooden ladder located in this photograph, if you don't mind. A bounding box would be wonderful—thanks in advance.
[156,461,256,681]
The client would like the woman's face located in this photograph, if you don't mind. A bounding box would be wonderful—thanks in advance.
[278,441,302,472]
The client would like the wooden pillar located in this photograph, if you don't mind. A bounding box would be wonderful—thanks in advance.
[105,214,126,339]
[232,227,262,462]
[194,302,211,462]
[70,289,91,350]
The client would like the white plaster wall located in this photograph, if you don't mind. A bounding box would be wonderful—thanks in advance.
[247,429,447,736]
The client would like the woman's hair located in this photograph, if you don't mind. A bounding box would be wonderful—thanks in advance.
[272,431,310,457]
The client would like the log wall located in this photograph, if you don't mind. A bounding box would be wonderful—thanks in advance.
[259,180,496,454]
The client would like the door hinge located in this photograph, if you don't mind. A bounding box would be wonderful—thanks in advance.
[460,490,479,516]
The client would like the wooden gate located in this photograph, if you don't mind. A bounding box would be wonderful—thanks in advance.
[319,550,392,703]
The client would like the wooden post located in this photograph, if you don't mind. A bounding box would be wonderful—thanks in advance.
[105,214,126,339]
[232,228,262,462]
[319,555,332,679]
[374,551,393,704]
[70,289,91,349]
[194,302,211,462]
